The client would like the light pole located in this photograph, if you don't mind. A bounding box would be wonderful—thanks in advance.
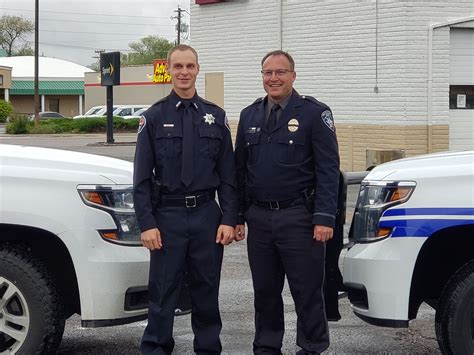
[34,0,39,126]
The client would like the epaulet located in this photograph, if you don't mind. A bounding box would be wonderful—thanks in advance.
[150,95,170,107]
[301,95,330,110]
[251,97,264,105]
[200,97,218,107]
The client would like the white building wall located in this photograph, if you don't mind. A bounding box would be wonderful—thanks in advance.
[191,0,474,126]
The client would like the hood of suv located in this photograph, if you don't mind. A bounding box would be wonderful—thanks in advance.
[0,144,133,184]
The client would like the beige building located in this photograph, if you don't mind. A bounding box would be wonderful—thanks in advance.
[84,64,172,109]
[0,56,94,117]
[84,62,224,111]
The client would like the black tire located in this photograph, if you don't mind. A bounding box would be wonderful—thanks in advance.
[0,244,65,354]
[435,259,474,355]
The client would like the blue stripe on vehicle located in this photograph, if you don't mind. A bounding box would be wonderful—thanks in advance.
[379,219,474,238]
[383,208,474,217]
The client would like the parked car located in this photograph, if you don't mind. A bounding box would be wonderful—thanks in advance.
[29,111,67,120]
[73,105,105,119]
[122,107,147,120]
[0,144,191,353]
[343,150,474,355]
[113,105,149,117]
[73,106,120,119]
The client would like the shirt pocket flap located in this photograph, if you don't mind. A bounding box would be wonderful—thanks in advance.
[155,127,183,139]
[199,126,222,140]
[245,132,261,146]
[277,134,305,146]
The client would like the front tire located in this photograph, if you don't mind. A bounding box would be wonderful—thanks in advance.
[0,244,65,354]
[435,259,474,355]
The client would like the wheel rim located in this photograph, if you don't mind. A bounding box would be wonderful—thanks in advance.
[0,277,30,353]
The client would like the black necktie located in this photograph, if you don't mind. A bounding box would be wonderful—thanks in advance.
[181,103,194,187]
[267,104,280,131]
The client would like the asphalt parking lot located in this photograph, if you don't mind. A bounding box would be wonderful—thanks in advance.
[1,132,441,354]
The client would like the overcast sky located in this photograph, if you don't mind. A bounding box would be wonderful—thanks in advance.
[1,0,190,67]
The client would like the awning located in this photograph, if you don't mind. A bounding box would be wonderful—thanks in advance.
[10,80,85,95]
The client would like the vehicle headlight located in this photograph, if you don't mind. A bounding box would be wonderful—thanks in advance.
[352,181,416,243]
[77,184,141,246]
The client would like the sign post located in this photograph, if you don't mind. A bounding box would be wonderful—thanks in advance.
[100,52,120,144]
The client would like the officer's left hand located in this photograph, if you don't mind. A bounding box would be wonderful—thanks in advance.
[313,225,333,243]
[216,224,235,245]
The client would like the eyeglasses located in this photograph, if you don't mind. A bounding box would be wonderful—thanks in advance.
[261,69,293,78]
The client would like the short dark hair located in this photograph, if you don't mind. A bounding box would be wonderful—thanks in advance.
[167,44,199,64]
[261,50,295,71]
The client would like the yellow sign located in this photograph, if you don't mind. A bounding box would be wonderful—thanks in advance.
[153,60,171,84]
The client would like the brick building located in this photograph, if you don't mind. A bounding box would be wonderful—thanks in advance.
[191,0,474,170]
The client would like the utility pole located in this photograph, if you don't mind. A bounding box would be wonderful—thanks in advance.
[34,0,39,127]
[172,6,184,45]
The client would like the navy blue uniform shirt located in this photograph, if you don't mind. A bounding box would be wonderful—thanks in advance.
[235,89,340,227]
[133,90,238,232]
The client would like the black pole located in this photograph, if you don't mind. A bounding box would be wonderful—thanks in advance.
[34,0,39,126]
[106,85,114,144]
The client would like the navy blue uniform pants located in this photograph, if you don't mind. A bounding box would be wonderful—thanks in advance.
[141,200,224,355]
[246,204,329,355]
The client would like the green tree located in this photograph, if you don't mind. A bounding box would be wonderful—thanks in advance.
[122,36,173,65]
[0,99,14,123]
[15,45,34,56]
[0,15,34,56]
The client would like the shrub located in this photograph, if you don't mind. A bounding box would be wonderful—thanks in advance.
[6,115,30,134]
[5,116,139,134]
[0,100,14,123]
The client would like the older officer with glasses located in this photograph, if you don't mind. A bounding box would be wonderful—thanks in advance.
[234,50,340,354]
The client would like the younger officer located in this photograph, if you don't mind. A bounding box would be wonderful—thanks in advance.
[234,50,340,354]
[133,44,237,355]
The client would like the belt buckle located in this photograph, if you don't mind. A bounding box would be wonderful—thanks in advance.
[269,201,280,210]
[185,195,197,208]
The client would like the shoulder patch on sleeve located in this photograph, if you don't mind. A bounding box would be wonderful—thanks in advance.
[321,110,335,132]
[138,115,147,134]
[224,115,231,132]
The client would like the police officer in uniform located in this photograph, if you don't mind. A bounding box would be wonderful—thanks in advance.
[133,44,237,355]
[234,50,340,354]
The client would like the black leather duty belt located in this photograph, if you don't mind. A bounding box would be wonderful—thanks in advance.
[158,191,215,208]
[252,197,305,210]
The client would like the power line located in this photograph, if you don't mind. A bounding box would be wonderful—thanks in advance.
[38,41,132,51]
[0,7,178,19]
[39,29,172,36]
[28,17,175,27]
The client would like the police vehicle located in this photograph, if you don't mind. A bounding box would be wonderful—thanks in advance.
[0,145,188,354]
[343,150,474,355]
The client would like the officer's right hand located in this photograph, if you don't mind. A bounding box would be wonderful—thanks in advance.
[141,228,162,250]
[234,224,246,241]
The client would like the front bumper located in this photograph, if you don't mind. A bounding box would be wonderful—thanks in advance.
[343,237,426,324]
[59,229,149,325]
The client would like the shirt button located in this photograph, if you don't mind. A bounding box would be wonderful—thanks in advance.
[289,140,294,144]
[167,133,171,137]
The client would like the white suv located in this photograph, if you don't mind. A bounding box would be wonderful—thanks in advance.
[343,150,474,355]
[0,144,149,354]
